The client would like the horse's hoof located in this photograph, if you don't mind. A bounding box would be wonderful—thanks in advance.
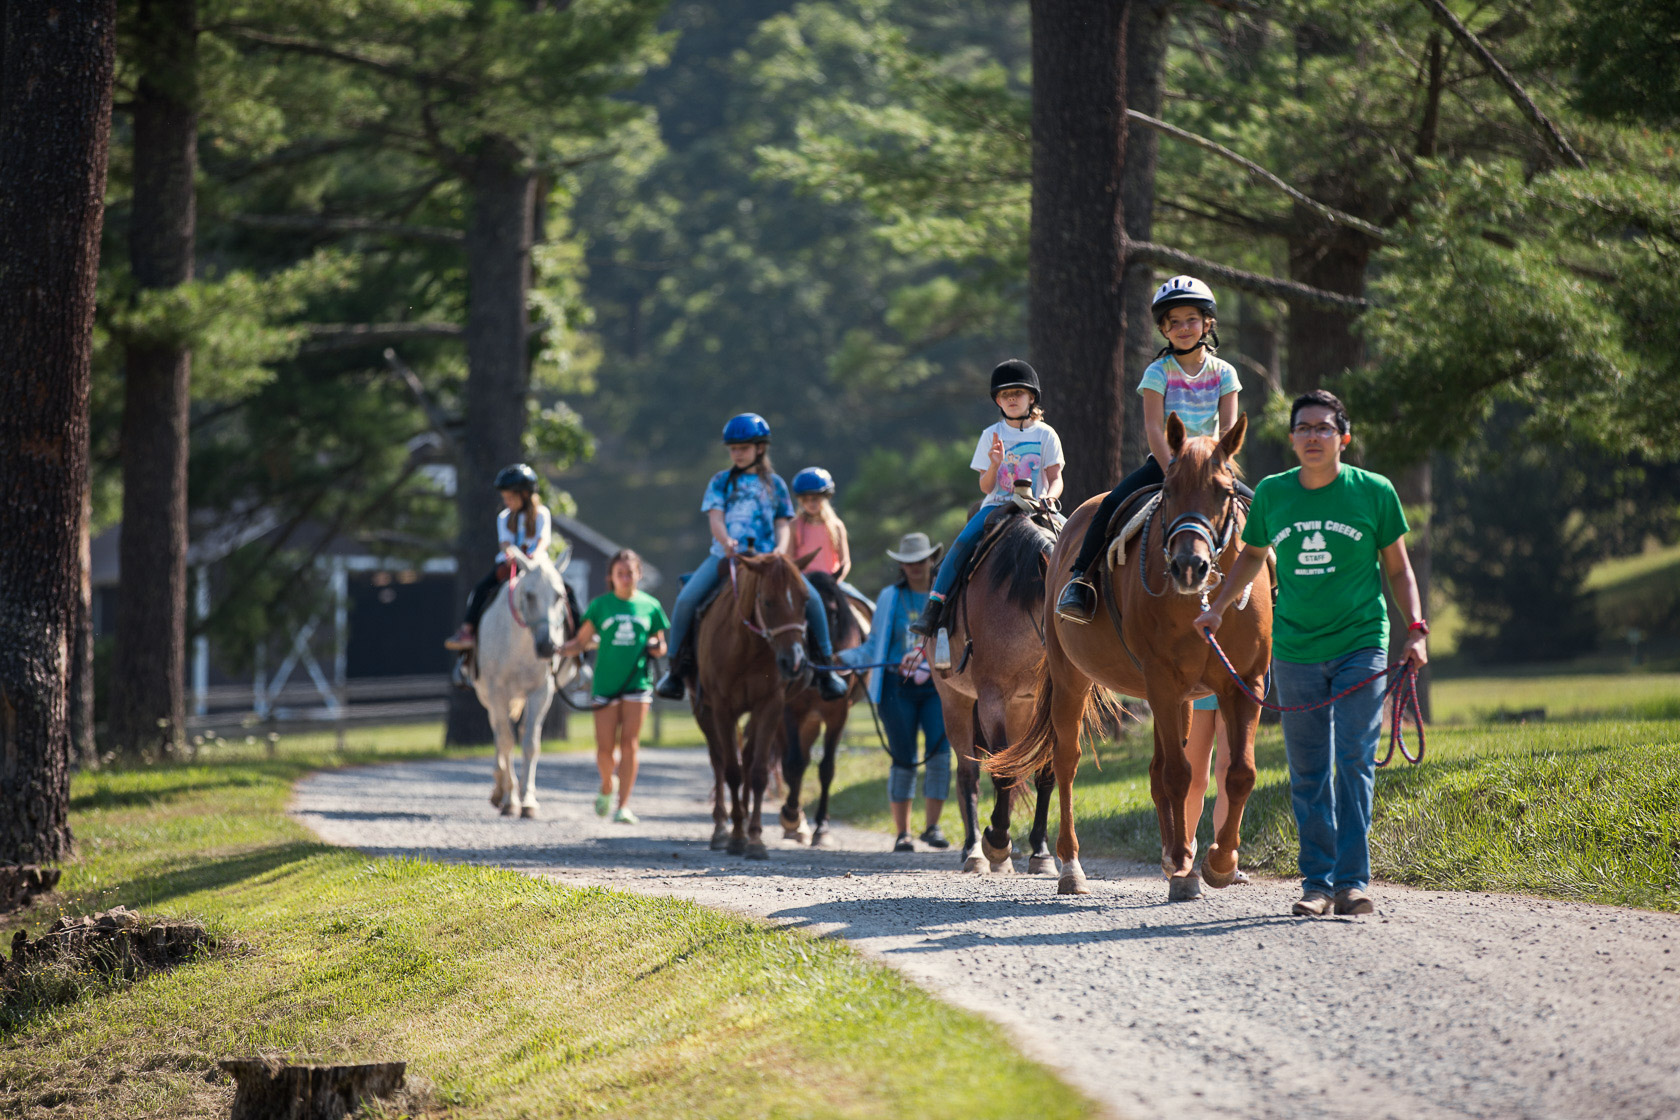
[500,802,517,818]
[1200,845,1238,889]
[782,827,804,841]
[961,852,988,874]
[520,805,536,820]
[745,842,769,861]
[490,791,504,810]
[727,834,747,856]
[710,826,730,851]
[1057,861,1090,896]
[1168,874,1204,901]
[1027,854,1058,876]
[989,856,1016,875]
[981,832,1012,866]
[810,827,829,848]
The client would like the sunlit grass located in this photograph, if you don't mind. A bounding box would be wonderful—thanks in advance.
[1,735,1093,1120]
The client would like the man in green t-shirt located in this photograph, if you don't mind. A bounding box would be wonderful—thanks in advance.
[1196,390,1428,918]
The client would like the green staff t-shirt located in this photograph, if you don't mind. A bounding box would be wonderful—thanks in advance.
[581,590,670,698]
[1241,465,1408,663]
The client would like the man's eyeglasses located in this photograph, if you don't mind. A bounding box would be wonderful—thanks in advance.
[1290,423,1342,440]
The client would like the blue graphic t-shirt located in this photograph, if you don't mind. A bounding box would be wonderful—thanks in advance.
[701,469,795,557]
[969,419,1066,509]
[886,587,929,666]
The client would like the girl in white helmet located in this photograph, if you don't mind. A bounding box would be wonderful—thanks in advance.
[1055,275,1249,624]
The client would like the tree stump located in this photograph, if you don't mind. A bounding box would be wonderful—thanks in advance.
[219,1058,406,1120]
[0,865,61,913]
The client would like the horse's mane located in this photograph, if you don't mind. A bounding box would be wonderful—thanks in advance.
[804,570,860,649]
[983,510,1054,612]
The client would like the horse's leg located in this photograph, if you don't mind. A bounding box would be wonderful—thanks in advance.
[778,708,812,840]
[720,711,747,855]
[1026,763,1058,875]
[943,699,984,872]
[978,691,1016,874]
[1148,688,1201,900]
[698,700,731,850]
[490,695,520,818]
[1039,642,1094,895]
[810,708,842,847]
[1203,691,1260,888]
[744,709,774,860]
[516,683,552,819]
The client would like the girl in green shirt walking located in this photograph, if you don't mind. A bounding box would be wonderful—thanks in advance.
[562,549,670,824]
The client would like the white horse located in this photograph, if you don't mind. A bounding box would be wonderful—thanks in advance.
[471,549,576,818]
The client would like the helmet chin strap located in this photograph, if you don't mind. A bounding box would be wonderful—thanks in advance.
[1164,327,1221,358]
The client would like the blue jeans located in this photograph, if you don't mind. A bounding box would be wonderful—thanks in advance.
[667,556,833,660]
[1273,647,1387,895]
[930,505,1004,601]
[879,673,951,802]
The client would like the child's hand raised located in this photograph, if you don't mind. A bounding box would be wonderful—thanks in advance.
[988,432,1005,466]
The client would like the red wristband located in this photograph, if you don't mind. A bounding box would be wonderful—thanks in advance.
[1408,619,1430,635]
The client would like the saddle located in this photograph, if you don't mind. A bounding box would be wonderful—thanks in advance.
[1097,484,1276,607]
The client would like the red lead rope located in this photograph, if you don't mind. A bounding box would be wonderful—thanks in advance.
[1201,628,1425,767]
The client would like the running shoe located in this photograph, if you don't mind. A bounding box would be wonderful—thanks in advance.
[594,792,611,817]
[613,805,638,824]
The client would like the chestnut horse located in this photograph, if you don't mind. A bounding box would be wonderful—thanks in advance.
[988,415,1272,899]
[688,551,818,859]
[936,506,1060,875]
[778,572,872,846]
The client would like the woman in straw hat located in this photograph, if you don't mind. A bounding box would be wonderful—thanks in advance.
[837,532,951,852]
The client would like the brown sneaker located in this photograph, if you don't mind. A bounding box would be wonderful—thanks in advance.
[1291,890,1332,916]
[1333,887,1375,915]
[443,624,476,651]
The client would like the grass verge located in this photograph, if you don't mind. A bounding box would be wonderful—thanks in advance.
[825,708,1680,913]
[1,729,1093,1120]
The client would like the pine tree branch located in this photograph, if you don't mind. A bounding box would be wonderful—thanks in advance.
[1126,240,1371,313]
[300,323,464,353]
[383,347,460,459]
[231,213,464,244]
[1414,0,1587,170]
[222,26,471,95]
[1126,109,1395,243]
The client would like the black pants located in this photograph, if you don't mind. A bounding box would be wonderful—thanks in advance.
[1071,457,1255,574]
[464,566,501,627]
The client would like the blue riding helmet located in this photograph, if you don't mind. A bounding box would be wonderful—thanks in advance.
[722,413,772,444]
[494,463,539,492]
[791,467,835,495]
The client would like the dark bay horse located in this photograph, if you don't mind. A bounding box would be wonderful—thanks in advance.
[988,414,1272,899]
[689,552,817,859]
[778,572,871,846]
[935,506,1060,875]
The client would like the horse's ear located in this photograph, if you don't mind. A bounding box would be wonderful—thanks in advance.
[1217,413,1248,462]
[793,547,821,571]
[552,543,572,575]
[1166,412,1187,458]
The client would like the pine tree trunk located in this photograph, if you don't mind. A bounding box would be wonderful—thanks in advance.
[111,0,196,759]
[70,484,97,767]
[1284,217,1370,393]
[1029,0,1132,508]
[1119,0,1171,466]
[0,0,116,864]
[447,146,537,747]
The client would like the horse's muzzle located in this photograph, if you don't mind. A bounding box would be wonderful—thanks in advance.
[775,643,806,681]
[1168,549,1212,594]
[532,623,555,660]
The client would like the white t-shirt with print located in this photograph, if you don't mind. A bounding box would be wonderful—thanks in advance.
[970,419,1065,509]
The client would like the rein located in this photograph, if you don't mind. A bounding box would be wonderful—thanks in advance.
[1139,491,1239,603]
[506,576,529,629]
[1201,628,1426,767]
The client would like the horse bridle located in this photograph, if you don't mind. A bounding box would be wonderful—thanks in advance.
[1142,490,1241,606]
[730,556,808,643]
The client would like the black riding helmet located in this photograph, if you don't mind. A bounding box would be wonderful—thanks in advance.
[494,463,539,493]
[990,359,1041,405]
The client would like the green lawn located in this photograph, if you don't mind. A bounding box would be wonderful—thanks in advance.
[823,687,1680,913]
[1,727,1092,1120]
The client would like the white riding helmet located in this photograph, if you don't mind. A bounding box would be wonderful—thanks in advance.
[1151,275,1217,321]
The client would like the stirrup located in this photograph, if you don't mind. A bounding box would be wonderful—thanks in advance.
[932,628,952,671]
[1055,576,1098,624]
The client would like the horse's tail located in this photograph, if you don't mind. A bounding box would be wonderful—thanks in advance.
[984,658,1122,784]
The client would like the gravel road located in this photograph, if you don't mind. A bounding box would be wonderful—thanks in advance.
[293,748,1680,1120]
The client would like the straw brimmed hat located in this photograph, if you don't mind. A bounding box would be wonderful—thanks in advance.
[886,532,943,564]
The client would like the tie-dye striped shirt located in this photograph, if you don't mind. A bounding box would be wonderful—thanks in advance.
[1137,355,1241,439]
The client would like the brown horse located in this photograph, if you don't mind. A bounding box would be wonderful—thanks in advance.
[778,572,872,846]
[936,507,1061,875]
[689,551,817,859]
[988,414,1272,899]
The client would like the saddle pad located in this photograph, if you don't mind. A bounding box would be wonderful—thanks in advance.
[952,504,1058,605]
[1106,492,1162,569]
